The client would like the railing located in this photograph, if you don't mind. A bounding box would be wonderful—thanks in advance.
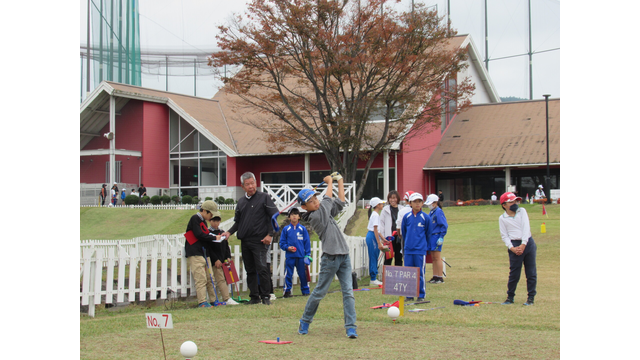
[80,232,367,317]
[261,182,357,212]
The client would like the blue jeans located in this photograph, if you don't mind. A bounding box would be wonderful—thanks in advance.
[366,231,380,281]
[300,253,357,330]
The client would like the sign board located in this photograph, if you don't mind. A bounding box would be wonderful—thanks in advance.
[146,313,174,329]
[381,265,419,298]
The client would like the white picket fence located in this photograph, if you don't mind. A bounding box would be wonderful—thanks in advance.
[80,232,368,317]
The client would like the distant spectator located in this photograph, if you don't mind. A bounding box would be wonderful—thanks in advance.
[111,183,118,206]
[379,190,404,266]
[100,184,107,206]
[438,190,444,202]
[535,185,546,200]
[491,192,497,204]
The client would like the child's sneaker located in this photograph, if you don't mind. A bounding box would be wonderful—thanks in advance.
[370,279,383,286]
[501,297,514,305]
[283,291,293,298]
[225,298,239,305]
[523,297,534,306]
[298,320,310,335]
[346,328,358,339]
[428,277,437,284]
[269,293,277,301]
[433,277,444,284]
[198,302,212,308]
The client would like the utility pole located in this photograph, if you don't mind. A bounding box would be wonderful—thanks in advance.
[528,0,533,100]
[484,0,489,70]
[86,0,91,94]
[543,94,551,204]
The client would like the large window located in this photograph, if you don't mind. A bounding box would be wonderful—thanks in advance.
[169,110,227,191]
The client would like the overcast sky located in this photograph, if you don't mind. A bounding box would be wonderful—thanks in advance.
[79,0,559,100]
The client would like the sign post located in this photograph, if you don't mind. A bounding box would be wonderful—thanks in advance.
[381,265,420,317]
[146,313,173,360]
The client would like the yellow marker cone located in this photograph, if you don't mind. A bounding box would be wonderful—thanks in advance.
[541,223,546,233]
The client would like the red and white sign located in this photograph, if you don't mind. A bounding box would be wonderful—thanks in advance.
[146,313,173,329]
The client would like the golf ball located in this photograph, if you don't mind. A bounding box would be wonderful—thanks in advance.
[387,306,400,319]
[180,341,198,357]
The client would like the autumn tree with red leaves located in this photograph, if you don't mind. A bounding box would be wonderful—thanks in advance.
[209,0,474,202]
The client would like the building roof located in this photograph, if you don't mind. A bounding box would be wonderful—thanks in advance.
[423,98,560,170]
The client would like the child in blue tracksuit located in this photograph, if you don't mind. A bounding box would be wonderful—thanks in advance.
[425,194,448,284]
[401,192,431,300]
[279,208,311,297]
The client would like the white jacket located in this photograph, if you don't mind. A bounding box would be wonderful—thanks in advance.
[379,204,405,239]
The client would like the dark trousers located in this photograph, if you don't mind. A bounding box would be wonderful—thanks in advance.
[507,237,537,299]
[383,236,403,266]
[241,240,271,300]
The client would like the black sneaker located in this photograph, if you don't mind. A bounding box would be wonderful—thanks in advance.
[283,292,292,298]
[428,277,437,284]
[247,298,262,305]
[262,297,272,305]
[501,297,514,305]
[433,277,444,284]
[406,297,414,301]
[523,297,534,306]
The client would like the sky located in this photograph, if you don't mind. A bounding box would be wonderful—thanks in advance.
[78,0,560,101]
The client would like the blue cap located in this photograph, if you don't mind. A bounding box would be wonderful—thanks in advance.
[297,188,317,205]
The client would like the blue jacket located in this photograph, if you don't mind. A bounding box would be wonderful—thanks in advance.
[401,210,431,255]
[279,223,311,258]
[428,207,448,238]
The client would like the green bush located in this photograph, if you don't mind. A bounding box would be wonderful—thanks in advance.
[142,196,150,205]
[161,195,171,204]
[182,195,193,204]
[192,196,200,204]
[205,197,213,201]
[150,195,161,205]
[124,195,139,205]
[172,195,180,204]
[224,198,235,204]
[215,196,225,204]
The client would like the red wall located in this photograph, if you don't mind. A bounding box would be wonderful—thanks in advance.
[397,122,443,196]
[141,102,170,188]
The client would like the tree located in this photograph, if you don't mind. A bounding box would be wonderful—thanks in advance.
[209,0,474,202]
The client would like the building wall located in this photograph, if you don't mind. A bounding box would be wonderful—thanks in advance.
[141,102,170,189]
[397,122,443,196]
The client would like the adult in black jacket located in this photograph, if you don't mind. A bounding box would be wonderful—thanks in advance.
[222,172,279,305]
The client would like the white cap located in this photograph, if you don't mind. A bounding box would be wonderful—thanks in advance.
[370,197,385,208]
[538,185,543,188]
[408,193,423,202]
[425,194,439,205]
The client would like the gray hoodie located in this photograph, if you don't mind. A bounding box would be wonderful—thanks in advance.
[302,196,349,255]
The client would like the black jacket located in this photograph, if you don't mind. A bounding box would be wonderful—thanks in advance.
[184,213,217,258]
[228,191,279,242]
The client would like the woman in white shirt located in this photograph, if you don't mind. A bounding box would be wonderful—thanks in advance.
[498,192,537,306]
[366,197,386,286]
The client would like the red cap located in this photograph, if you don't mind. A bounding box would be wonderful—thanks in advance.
[500,192,522,204]
[403,191,415,201]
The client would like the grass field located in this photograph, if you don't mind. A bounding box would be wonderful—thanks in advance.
[80,203,560,359]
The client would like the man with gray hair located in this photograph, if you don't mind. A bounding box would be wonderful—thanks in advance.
[222,172,279,305]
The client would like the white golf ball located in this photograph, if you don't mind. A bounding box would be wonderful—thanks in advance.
[387,306,400,319]
[180,341,198,357]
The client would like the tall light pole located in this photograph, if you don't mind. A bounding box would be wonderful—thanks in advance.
[543,94,551,204]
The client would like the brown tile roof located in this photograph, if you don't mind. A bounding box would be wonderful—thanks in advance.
[423,98,560,169]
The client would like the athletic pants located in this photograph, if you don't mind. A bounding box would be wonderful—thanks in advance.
[284,257,310,294]
[404,254,426,299]
[507,237,537,299]
[241,240,271,301]
[366,231,380,281]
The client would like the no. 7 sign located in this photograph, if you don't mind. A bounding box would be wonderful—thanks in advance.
[145,313,173,329]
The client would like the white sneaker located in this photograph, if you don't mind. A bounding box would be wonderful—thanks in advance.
[370,280,383,286]
[269,293,277,301]
[225,298,239,305]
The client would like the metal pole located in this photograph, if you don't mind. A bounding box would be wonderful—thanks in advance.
[528,0,533,100]
[86,0,91,93]
[543,94,551,204]
[194,59,197,96]
[484,0,488,70]
[166,56,169,91]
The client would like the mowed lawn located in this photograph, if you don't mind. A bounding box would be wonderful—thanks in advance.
[80,203,560,359]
